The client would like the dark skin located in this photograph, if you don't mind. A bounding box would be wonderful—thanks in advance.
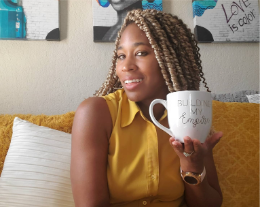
[71,97,111,206]
[115,23,169,122]
[71,23,223,207]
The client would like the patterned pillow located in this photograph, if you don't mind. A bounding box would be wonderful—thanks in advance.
[212,100,259,207]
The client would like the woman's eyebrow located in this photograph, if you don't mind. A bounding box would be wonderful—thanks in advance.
[133,42,148,47]
[117,42,149,51]
[117,46,123,51]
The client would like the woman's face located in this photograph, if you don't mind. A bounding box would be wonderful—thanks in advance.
[116,23,168,103]
[109,0,141,11]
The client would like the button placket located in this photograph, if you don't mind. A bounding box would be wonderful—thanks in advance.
[148,124,159,195]
[145,121,159,197]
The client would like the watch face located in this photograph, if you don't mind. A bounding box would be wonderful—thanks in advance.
[184,176,198,185]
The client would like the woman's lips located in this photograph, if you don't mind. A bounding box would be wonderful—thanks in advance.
[124,81,143,91]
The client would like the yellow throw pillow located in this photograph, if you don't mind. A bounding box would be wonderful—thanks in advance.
[212,101,259,207]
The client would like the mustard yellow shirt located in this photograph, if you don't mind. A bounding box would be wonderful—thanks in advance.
[102,89,185,207]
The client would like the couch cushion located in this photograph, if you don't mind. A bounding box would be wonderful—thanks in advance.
[0,101,259,207]
[212,100,259,207]
[0,112,75,175]
[0,117,74,206]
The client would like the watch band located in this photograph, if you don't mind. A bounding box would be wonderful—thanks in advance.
[180,167,206,185]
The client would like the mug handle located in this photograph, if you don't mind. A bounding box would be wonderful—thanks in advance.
[149,99,174,137]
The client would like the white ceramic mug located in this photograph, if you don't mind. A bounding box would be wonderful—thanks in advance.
[149,91,212,143]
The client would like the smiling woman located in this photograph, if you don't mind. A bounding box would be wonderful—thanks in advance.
[71,9,223,207]
[115,23,169,104]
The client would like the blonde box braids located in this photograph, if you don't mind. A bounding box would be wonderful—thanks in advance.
[94,9,210,96]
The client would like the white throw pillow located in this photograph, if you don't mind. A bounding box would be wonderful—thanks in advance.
[246,94,260,103]
[0,117,74,207]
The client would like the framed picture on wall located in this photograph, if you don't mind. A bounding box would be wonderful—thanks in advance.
[0,0,60,41]
[192,0,259,43]
[93,0,163,42]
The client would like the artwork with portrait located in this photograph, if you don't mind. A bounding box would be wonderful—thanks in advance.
[0,0,59,41]
[93,0,163,42]
[192,0,259,43]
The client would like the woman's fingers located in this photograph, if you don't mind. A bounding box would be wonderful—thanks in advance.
[171,140,184,157]
[170,137,205,158]
[204,131,223,150]
[192,139,205,158]
[183,136,194,154]
[169,137,175,144]
[171,136,197,158]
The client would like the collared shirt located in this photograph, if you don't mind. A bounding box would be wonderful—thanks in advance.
[102,89,185,207]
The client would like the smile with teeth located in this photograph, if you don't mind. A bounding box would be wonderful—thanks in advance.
[124,79,143,84]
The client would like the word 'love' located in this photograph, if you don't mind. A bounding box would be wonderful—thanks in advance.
[221,0,256,33]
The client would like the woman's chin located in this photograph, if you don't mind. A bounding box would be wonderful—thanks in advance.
[124,91,143,103]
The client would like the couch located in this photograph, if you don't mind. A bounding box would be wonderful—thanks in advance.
[0,99,259,207]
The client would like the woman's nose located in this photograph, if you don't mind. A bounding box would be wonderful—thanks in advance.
[121,58,137,72]
[122,66,134,72]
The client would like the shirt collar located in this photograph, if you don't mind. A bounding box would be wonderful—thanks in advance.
[121,93,140,128]
[120,90,168,128]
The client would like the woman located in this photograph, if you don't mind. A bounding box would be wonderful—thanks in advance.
[71,9,223,207]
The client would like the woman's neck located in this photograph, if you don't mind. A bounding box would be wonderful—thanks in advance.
[138,101,166,123]
[137,93,168,123]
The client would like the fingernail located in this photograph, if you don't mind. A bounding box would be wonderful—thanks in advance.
[184,137,190,141]
[172,142,178,147]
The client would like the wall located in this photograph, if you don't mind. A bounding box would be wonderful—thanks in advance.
[0,0,259,115]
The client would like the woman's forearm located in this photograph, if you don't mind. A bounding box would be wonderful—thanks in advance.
[184,178,223,207]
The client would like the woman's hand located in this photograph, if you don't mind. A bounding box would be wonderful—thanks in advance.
[169,131,223,173]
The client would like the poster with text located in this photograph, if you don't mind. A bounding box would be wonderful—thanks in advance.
[192,0,259,43]
[0,0,60,41]
[93,0,163,42]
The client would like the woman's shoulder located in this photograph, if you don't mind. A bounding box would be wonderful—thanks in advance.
[78,97,107,111]
[74,97,112,136]
[74,90,125,128]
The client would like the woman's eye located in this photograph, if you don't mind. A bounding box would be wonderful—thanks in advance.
[136,51,148,56]
[117,55,125,60]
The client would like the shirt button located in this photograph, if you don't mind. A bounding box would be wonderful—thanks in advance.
[143,201,147,205]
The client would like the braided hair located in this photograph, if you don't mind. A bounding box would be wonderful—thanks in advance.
[94,9,210,96]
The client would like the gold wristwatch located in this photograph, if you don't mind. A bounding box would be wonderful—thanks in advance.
[180,167,206,185]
